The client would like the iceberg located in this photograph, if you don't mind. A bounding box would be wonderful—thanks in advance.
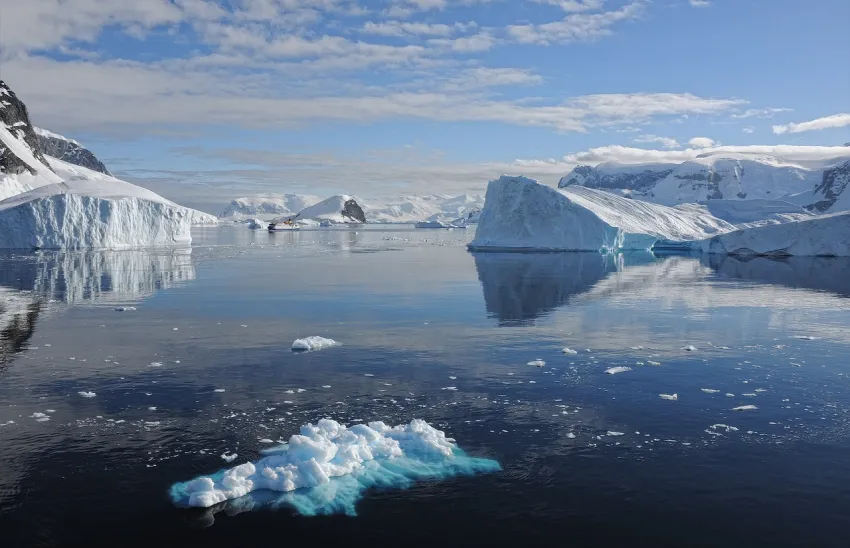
[703,199,812,225]
[280,195,366,224]
[292,336,339,352]
[469,176,733,252]
[691,210,850,257]
[170,419,500,516]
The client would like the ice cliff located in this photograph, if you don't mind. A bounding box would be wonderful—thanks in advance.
[469,175,733,252]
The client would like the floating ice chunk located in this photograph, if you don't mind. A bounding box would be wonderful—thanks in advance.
[793,336,817,341]
[562,348,578,355]
[742,393,757,397]
[149,362,163,368]
[258,439,274,444]
[701,389,720,394]
[292,336,340,352]
[566,432,576,439]
[605,366,632,375]
[732,405,758,411]
[31,412,49,421]
[647,361,661,366]
[725,393,735,397]
[527,359,546,367]
[659,394,678,401]
[607,431,625,437]
[214,389,226,393]
[221,452,238,463]
[709,424,739,432]
[683,345,697,352]
[171,419,501,516]
[78,391,96,398]
[148,407,157,411]
[114,306,137,312]
[449,376,457,380]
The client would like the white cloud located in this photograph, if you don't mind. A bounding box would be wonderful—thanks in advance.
[731,108,791,119]
[633,135,680,149]
[688,137,715,148]
[688,0,711,7]
[362,20,476,37]
[772,113,850,135]
[742,126,755,134]
[531,0,604,12]
[507,2,643,45]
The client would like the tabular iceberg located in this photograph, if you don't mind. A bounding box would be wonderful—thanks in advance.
[170,419,501,516]
[469,175,733,252]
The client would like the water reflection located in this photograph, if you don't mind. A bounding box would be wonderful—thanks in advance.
[0,249,196,304]
[471,252,654,326]
[0,292,40,369]
[703,255,850,298]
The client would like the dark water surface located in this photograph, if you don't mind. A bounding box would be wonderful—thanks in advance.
[2,225,850,547]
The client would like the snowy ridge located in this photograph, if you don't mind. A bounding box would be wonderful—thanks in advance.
[702,199,812,225]
[785,160,850,214]
[362,193,483,224]
[34,127,80,146]
[219,194,321,219]
[469,175,733,252]
[170,419,501,515]
[34,127,112,176]
[282,195,366,224]
[559,150,850,210]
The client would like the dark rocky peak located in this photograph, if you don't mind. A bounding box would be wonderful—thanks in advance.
[35,128,112,176]
[0,80,54,175]
[807,160,850,213]
[341,198,366,223]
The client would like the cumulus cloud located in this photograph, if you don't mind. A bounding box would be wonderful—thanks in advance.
[531,0,605,12]
[689,0,711,6]
[772,113,850,134]
[507,2,644,45]
[742,126,754,134]
[731,107,791,119]
[633,135,680,149]
[687,137,715,148]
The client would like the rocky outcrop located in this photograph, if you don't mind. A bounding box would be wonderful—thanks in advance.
[35,128,111,175]
[341,198,366,223]
[0,80,53,176]
[806,160,850,213]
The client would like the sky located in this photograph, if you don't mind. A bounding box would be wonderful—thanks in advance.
[2,0,849,212]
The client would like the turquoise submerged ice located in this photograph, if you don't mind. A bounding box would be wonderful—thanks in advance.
[170,419,501,516]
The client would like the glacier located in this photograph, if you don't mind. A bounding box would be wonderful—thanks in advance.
[169,419,500,516]
[469,175,733,252]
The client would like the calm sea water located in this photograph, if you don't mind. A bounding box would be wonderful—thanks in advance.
[2,225,850,547]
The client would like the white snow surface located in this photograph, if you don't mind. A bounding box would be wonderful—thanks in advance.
[292,336,340,352]
[176,419,463,508]
[219,194,321,219]
[703,199,812,225]
[362,193,483,224]
[691,210,850,257]
[283,195,360,223]
[33,127,81,146]
[469,176,734,252]
[0,154,216,249]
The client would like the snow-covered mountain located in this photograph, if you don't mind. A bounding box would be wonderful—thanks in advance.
[0,80,216,249]
[361,193,484,223]
[219,194,321,219]
[558,152,850,210]
[34,127,112,176]
[282,195,366,224]
[785,160,850,214]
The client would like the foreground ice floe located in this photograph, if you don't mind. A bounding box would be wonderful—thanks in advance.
[170,419,500,516]
[292,336,340,352]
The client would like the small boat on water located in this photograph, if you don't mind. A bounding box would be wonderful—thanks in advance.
[268,213,301,231]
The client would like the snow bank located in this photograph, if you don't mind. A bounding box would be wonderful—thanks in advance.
[469,176,733,252]
[692,210,850,257]
[170,419,500,516]
[292,336,339,352]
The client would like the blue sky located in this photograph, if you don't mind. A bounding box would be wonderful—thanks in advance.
[3,0,849,211]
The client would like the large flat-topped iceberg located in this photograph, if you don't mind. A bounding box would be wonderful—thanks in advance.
[691,211,850,257]
[469,175,733,252]
[0,158,214,249]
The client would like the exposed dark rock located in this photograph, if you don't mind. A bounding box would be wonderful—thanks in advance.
[36,130,112,175]
[0,80,53,175]
[341,198,366,223]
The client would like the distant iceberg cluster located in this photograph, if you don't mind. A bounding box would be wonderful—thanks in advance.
[170,419,500,516]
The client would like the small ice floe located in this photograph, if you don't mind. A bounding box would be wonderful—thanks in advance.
[647,361,661,366]
[659,394,678,401]
[527,359,546,367]
[732,405,758,411]
[701,388,720,394]
[31,412,50,422]
[562,348,578,355]
[214,389,226,393]
[605,366,632,375]
[566,432,576,439]
[683,345,697,352]
[709,424,739,433]
[322,385,331,389]
[145,421,161,427]
[258,439,274,444]
[725,393,735,397]
[148,407,157,411]
[78,391,96,398]
[442,387,458,391]
[114,306,137,312]
[742,393,757,397]
[755,389,767,393]
[292,336,340,353]
[364,374,374,377]
[792,336,817,341]
[149,362,163,368]
[221,452,238,463]
[607,431,625,437]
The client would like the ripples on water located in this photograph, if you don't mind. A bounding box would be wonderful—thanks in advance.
[1,225,850,547]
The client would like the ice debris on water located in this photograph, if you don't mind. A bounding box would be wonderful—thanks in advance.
[605,366,632,375]
[683,345,698,352]
[732,405,758,411]
[527,359,545,367]
[709,424,739,433]
[221,452,238,463]
[78,391,96,398]
[562,348,578,355]
[114,306,137,312]
[607,431,625,437]
[701,389,720,394]
[292,336,340,352]
[170,419,501,516]
[659,393,678,401]
[214,389,226,393]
